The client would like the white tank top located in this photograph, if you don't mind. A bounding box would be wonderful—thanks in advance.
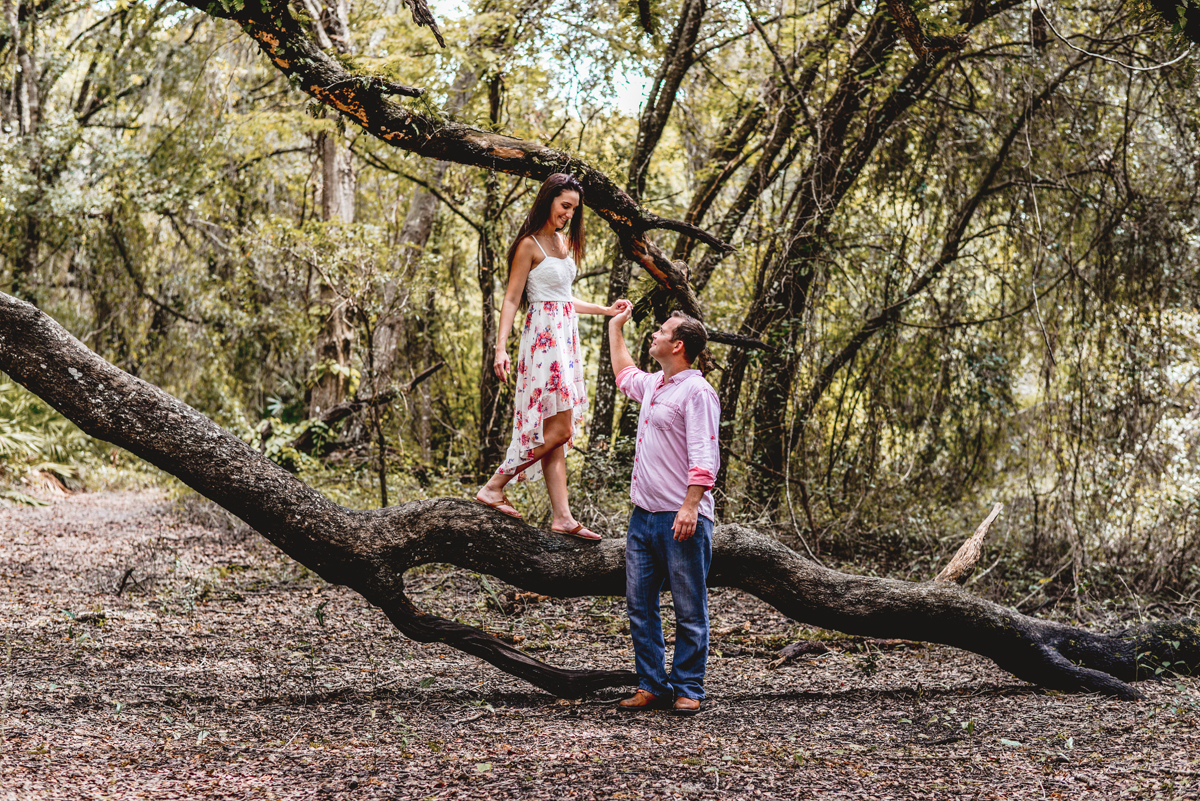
[524,234,576,303]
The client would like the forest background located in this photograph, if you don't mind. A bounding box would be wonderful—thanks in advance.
[2,0,1200,613]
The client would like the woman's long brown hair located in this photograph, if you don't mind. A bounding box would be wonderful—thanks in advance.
[505,173,586,307]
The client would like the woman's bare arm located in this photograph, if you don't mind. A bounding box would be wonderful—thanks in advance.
[571,299,617,316]
[494,239,537,381]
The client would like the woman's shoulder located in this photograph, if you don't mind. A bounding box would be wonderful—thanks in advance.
[511,236,542,271]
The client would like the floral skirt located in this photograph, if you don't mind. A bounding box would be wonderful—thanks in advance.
[496,301,587,482]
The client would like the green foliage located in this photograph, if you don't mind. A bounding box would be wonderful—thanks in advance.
[0,382,90,472]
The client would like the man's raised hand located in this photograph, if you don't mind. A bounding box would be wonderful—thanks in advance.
[610,299,633,327]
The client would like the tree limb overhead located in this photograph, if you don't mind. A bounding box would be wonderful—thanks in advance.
[179,0,729,320]
[883,0,970,59]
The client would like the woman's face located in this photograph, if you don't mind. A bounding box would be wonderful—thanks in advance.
[549,190,580,231]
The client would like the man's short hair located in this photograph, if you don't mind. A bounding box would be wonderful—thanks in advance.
[669,311,708,364]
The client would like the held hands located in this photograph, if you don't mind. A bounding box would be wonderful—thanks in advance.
[609,298,634,326]
[494,348,512,382]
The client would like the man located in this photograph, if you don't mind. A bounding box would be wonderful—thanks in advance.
[608,305,721,715]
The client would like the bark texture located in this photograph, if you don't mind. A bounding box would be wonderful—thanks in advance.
[3,290,1199,701]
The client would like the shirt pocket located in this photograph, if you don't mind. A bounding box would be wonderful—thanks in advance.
[649,400,683,431]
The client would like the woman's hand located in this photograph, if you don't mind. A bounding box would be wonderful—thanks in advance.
[494,348,511,382]
[610,300,634,328]
[607,299,633,316]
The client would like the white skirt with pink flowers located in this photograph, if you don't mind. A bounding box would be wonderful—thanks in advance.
[496,300,587,482]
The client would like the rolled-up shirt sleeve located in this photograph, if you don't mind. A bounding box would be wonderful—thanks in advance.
[685,386,721,488]
[616,365,651,403]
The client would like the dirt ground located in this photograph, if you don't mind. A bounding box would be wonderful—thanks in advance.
[1,490,1199,800]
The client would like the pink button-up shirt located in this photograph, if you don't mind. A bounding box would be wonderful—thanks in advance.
[616,365,721,522]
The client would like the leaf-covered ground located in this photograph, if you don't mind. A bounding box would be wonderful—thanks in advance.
[2,491,1199,800]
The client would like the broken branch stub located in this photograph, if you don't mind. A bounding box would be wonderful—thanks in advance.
[935,502,1003,585]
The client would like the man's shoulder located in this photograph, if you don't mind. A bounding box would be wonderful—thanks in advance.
[680,373,720,403]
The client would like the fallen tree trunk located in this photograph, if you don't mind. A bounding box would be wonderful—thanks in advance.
[2,291,1198,700]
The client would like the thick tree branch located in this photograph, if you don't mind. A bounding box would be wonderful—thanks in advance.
[883,0,970,59]
[4,291,1200,701]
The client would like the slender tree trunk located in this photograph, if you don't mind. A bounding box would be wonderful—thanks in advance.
[415,286,436,463]
[5,0,41,304]
[309,128,357,418]
[592,0,707,444]
[10,213,40,305]
[626,0,706,203]
[308,0,357,419]
[372,64,480,388]
[477,74,508,471]
[741,51,1088,509]
[747,348,799,510]
[318,129,355,224]
[590,249,632,444]
[372,161,449,386]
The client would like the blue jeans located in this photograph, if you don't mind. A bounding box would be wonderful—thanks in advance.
[625,506,713,700]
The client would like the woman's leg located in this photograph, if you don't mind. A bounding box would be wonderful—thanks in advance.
[477,410,573,506]
[539,412,596,534]
[542,441,573,529]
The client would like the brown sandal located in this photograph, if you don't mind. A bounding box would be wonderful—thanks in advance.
[551,523,601,542]
[474,494,522,519]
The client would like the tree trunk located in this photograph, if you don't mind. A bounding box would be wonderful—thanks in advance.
[309,130,357,418]
[4,290,1199,702]
[477,74,507,471]
[309,285,356,419]
[592,0,706,442]
[308,0,357,418]
[371,61,479,389]
[742,54,1090,509]
[590,249,632,444]
[626,0,706,204]
[372,162,449,389]
[4,0,42,305]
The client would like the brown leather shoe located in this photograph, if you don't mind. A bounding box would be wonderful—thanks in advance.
[618,689,668,711]
[672,696,702,716]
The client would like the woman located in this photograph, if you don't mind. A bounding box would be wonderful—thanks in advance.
[474,173,627,541]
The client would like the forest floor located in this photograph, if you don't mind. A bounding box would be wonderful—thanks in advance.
[1,490,1199,800]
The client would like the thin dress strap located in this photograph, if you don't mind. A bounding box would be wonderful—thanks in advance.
[531,235,549,258]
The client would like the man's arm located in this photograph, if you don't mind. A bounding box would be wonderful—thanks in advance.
[675,385,721,542]
[608,301,635,380]
[672,485,707,541]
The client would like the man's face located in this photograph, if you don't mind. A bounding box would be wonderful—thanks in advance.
[648,317,683,363]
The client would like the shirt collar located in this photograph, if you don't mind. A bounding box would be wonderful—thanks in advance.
[656,368,701,388]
